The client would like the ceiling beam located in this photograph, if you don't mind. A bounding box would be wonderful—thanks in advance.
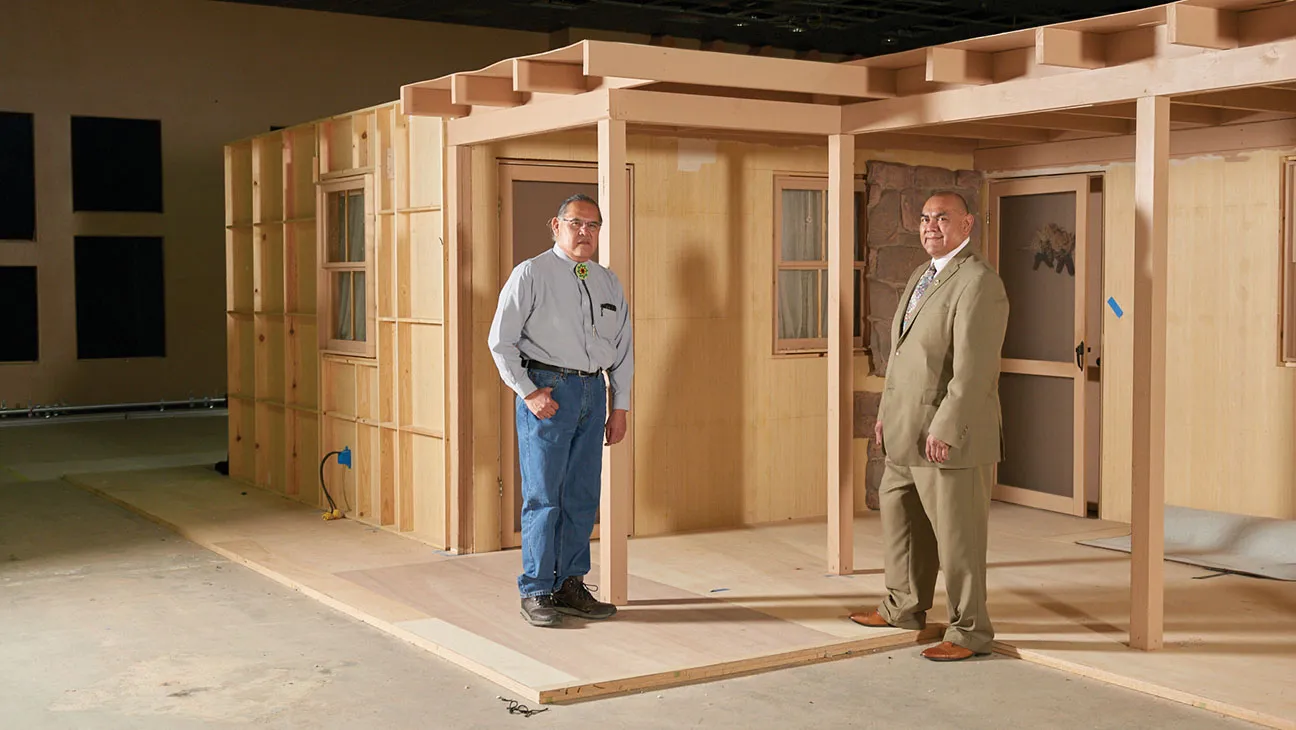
[609,88,841,136]
[980,112,1134,135]
[400,87,468,118]
[1063,102,1224,126]
[917,123,1055,143]
[926,47,994,86]
[451,75,524,107]
[1174,88,1296,114]
[582,40,897,100]
[843,35,1296,135]
[1167,4,1238,51]
[513,60,586,94]
[1035,27,1107,70]
[446,89,610,146]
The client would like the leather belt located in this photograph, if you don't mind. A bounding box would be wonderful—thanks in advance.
[522,358,602,378]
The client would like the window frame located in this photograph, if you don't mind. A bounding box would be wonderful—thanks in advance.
[772,174,869,355]
[1282,158,1296,366]
[316,174,376,358]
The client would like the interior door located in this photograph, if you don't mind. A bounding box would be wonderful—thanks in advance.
[498,161,629,548]
[986,174,1094,516]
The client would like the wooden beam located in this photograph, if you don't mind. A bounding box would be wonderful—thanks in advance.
[583,40,897,99]
[910,123,1055,143]
[926,47,994,85]
[513,60,586,94]
[399,86,469,119]
[610,88,841,136]
[1238,0,1296,45]
[983,112,1134,135]
[1036,27,1107,69]
[1065,102,1224,126]
[1130,95,1168,652]
[841,35,1296,134]
[445,90,610,146]
[446,145,475,554]
[450,75,524,108]
[827,133,855,576]
[1167,3,1238,51]
[598,117,630,607]
[1174,88,1296,114]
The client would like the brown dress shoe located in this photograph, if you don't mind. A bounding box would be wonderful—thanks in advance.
[920,641,984,662]
[847,610,893,628]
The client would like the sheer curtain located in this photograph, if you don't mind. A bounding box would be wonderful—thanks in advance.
[779,189,824,340]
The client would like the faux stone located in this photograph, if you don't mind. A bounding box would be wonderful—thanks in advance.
[853,390,882,439]
[914,165,956,189]
[867,189,901,248]
[874,245,930,284]
[866,160,913,190]
[867,279,900,323]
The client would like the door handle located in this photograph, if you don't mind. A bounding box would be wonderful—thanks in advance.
[1075,341,1085,371]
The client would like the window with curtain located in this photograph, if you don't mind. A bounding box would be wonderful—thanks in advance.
[774,175,867,354]
[319,175,373,357]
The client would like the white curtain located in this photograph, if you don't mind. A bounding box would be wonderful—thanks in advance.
[779,190,824,339]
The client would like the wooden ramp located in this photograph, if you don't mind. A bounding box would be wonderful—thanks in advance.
[66,466,1296,726]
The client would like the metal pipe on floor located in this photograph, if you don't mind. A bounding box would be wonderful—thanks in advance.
[0,396,227,419]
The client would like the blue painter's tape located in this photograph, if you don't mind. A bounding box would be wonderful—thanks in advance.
[1107,296,1123,318]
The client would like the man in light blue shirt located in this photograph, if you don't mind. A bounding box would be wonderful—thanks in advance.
[487,193,633,627]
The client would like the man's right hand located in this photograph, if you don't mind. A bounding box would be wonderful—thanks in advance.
[524,387,558,419]
[874,418,883,452]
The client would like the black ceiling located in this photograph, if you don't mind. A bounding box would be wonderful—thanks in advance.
[216,0,1169,58]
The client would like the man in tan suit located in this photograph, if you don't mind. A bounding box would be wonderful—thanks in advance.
[849,191,1009,662]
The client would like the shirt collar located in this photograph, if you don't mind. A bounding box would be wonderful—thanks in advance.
[931,237,970,274]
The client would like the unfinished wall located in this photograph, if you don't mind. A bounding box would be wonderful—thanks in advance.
[225,103,450,548]
[470,132,972,543]
[1101,150,1296,522]
[0,0,545,408]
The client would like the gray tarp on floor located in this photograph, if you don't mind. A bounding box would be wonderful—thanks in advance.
[1077,505,1296,581]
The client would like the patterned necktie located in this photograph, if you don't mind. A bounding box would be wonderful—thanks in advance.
[902,263,937,331]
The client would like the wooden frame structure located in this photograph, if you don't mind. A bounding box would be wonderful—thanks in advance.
[394,0,1296,652]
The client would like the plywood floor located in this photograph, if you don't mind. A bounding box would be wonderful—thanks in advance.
[66,466,1295,727]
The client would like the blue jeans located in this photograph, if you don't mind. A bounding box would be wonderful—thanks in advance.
[516,367,606,597]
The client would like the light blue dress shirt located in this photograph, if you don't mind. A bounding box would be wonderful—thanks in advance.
[488,243,634,412]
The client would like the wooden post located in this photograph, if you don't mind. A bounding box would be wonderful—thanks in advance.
[827,133,856,574]
[598,118,630,605]
[1131,95,1168,650]
[446,145,475,554]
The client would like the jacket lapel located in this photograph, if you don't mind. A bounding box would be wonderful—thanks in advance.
[896,247,976,344]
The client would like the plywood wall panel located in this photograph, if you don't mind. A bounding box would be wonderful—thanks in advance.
[408,431,447,547]
[408,210,445,321]
[227,228,254,312]
[228,396,256,483]
[322,357,357,418]
[255,402,287,494]
[1100,152,1296,522]
[288,410,320,503]
[408,116,444,209]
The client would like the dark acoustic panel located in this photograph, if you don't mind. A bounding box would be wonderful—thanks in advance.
[71,116,163,212]
[0,266,39,362]
[74,236,166,359]
[0,111,36,240]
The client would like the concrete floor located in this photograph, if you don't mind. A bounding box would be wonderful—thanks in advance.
[0,415,1262,729]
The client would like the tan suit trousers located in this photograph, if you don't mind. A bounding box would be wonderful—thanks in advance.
[876,459,994,654]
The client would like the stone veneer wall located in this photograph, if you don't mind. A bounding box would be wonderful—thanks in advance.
[853,160,984,509]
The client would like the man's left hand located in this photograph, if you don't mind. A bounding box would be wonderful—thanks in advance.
[605,409,628,445]
[925,435,950,463]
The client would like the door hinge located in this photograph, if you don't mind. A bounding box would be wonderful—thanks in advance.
[498,477,504,497]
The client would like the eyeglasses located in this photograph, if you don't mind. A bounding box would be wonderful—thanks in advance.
[559,217,602,231]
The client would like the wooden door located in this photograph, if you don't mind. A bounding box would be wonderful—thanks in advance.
[986,174,1098,517]
[497,161,627,548]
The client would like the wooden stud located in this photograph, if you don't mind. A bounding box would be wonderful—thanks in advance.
[598,117,630,607]
[447,145,474,553]
[513,60,587,94]
[451,75,525,108]
[982,112,1134,135]
[1167,4,1238,51]
[1035,27,1107,69]
[827,133,855,575]
[400,86,469,118]
[446,90,611,146]
[1131,95,1168,652]
[926,47,994,85]
[583,40,897,99]
[609,89,841,136]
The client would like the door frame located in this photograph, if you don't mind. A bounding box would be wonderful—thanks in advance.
[985,173,1095,517]
[496,159,635,548]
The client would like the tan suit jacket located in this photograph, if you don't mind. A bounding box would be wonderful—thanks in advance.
[879,246,1009,468]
